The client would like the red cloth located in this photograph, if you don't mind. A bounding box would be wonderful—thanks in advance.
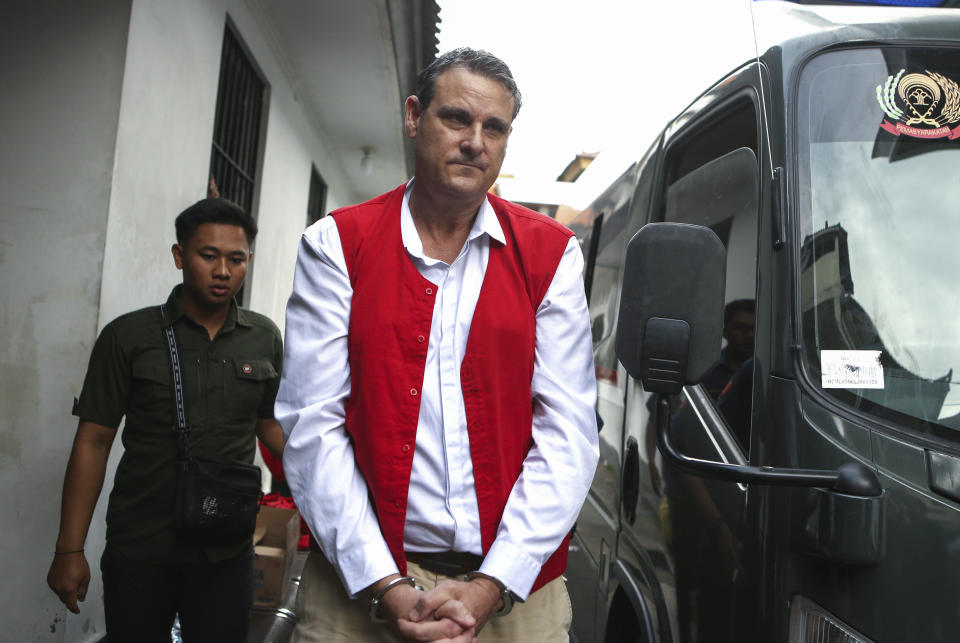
[331,185,573,593]
[261,492,296,510]
[258,441,285,482]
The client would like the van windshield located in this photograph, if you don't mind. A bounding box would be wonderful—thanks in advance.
[797,47,960,437]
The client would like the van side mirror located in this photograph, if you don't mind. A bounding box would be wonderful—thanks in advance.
[616,222,882,499]
[615,223,725,393]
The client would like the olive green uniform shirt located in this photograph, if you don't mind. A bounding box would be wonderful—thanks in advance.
[74,287,282,564]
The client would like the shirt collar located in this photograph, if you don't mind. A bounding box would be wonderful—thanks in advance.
[399,179,506,262]
[161,285,247,331]
[161,287,186,327]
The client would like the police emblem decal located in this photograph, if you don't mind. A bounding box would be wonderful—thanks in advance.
[876,69,960,140]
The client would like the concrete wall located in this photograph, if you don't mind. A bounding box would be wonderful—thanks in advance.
[0,2,132,640]
[225,0,353,322]
[100,0,354,330]
[96,0,227,327]
[1,0,357,638]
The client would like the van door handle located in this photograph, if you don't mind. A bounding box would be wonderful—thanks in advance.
[622,437,640,525]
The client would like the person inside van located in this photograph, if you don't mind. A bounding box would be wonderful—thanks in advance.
[701,299,755,400]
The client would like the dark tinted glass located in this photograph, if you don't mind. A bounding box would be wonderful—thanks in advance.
[797,47,960,438]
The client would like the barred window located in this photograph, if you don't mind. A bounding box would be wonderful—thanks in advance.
[306,165,327,227]
[209,24,266,218]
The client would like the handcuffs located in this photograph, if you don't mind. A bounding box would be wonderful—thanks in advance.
[464,571,520,617]
[368,576,423,623]
[367,572,521,623]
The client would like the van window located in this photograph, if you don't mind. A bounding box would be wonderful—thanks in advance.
[589,154,655,379]
[587,163,651,349]
[583,213,604,307]
[660,99,760,449]
[588,210,627,346]
[797,47,960,440]
[585,158,654,529]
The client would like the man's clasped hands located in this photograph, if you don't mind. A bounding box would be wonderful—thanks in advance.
[370,574,506,642]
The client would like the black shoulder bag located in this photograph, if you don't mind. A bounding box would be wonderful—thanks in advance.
[161,306,263,544]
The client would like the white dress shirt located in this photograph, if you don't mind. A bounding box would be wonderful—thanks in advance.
[277,182,599,600]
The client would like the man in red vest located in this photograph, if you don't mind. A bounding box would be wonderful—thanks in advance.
[277,48,599,642]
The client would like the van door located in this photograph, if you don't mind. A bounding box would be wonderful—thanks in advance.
[616,65,767,643]
[761,45,960,642]
[567,159,647,643]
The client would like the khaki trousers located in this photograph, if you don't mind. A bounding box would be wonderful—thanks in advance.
[293,551,572,642]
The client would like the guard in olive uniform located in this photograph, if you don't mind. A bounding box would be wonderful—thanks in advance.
[47,198,284,642]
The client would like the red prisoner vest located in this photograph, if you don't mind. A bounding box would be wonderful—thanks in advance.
[331,184,574,593]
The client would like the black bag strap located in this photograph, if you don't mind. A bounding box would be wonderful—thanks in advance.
[160,305,189,456]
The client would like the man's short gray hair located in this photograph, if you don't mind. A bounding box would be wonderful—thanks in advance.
[415,47,522,120]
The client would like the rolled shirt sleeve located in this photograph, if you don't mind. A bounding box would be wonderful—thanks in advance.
[479,236,600,599]
[73,322,129,429]
[276,217,399,597]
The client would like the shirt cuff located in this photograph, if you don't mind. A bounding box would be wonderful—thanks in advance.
[478,539,542,601]
[336,541,400,599]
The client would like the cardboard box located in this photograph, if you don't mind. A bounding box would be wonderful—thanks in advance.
[252,505,300,608]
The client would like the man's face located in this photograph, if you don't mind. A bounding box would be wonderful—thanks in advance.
[405,67,514,204]
[723,311,755,358]
[172,223,250,311]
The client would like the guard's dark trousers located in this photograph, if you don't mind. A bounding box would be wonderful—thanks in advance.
[101,544,253,643]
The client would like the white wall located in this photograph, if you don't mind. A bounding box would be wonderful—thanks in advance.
[225,0,354,324]
[0,2,132,640]
[97,0,229,326]
[1,0,360,639]
[100,0,356,331]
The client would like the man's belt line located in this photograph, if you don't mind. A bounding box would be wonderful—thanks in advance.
[404,551,483,577]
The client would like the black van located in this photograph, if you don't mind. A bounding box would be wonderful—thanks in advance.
[565,3,960,642]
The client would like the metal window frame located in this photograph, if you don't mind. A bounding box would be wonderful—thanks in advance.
[208,18,269,305]
[306,165,328,228]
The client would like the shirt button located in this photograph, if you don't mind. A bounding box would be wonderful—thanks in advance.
[401,443,411,453]
[393,500,402,508]
[417,335,425,343]
[425,287,433,295]
[410,388,418,396]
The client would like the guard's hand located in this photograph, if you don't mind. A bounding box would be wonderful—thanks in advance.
[381,583,476,642]
[47,552,90,614]
[408,578,502,637]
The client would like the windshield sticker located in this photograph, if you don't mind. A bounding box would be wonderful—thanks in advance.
[821,350,884,389]
[876,69,960,140]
